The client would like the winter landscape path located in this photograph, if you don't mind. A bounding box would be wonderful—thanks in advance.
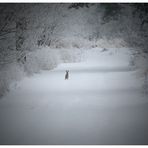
[0,49,148,144]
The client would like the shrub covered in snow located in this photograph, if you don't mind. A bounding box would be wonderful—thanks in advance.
[0,63,25,97]
[0,47,83,97]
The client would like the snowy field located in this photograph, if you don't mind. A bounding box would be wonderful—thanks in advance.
[0,48,148,144]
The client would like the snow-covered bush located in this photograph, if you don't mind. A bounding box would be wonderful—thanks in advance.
[0,46,83,97]
[133,54,148,92]
[23,47,82,75]
[23,47,61,74]
[0,63,25,97]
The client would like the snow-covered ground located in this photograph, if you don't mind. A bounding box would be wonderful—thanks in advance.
[0,48,148,144]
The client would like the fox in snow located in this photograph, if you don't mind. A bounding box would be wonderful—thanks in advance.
[65,70,69,80]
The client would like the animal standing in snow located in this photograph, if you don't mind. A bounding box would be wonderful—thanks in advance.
[65,70,69,80]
